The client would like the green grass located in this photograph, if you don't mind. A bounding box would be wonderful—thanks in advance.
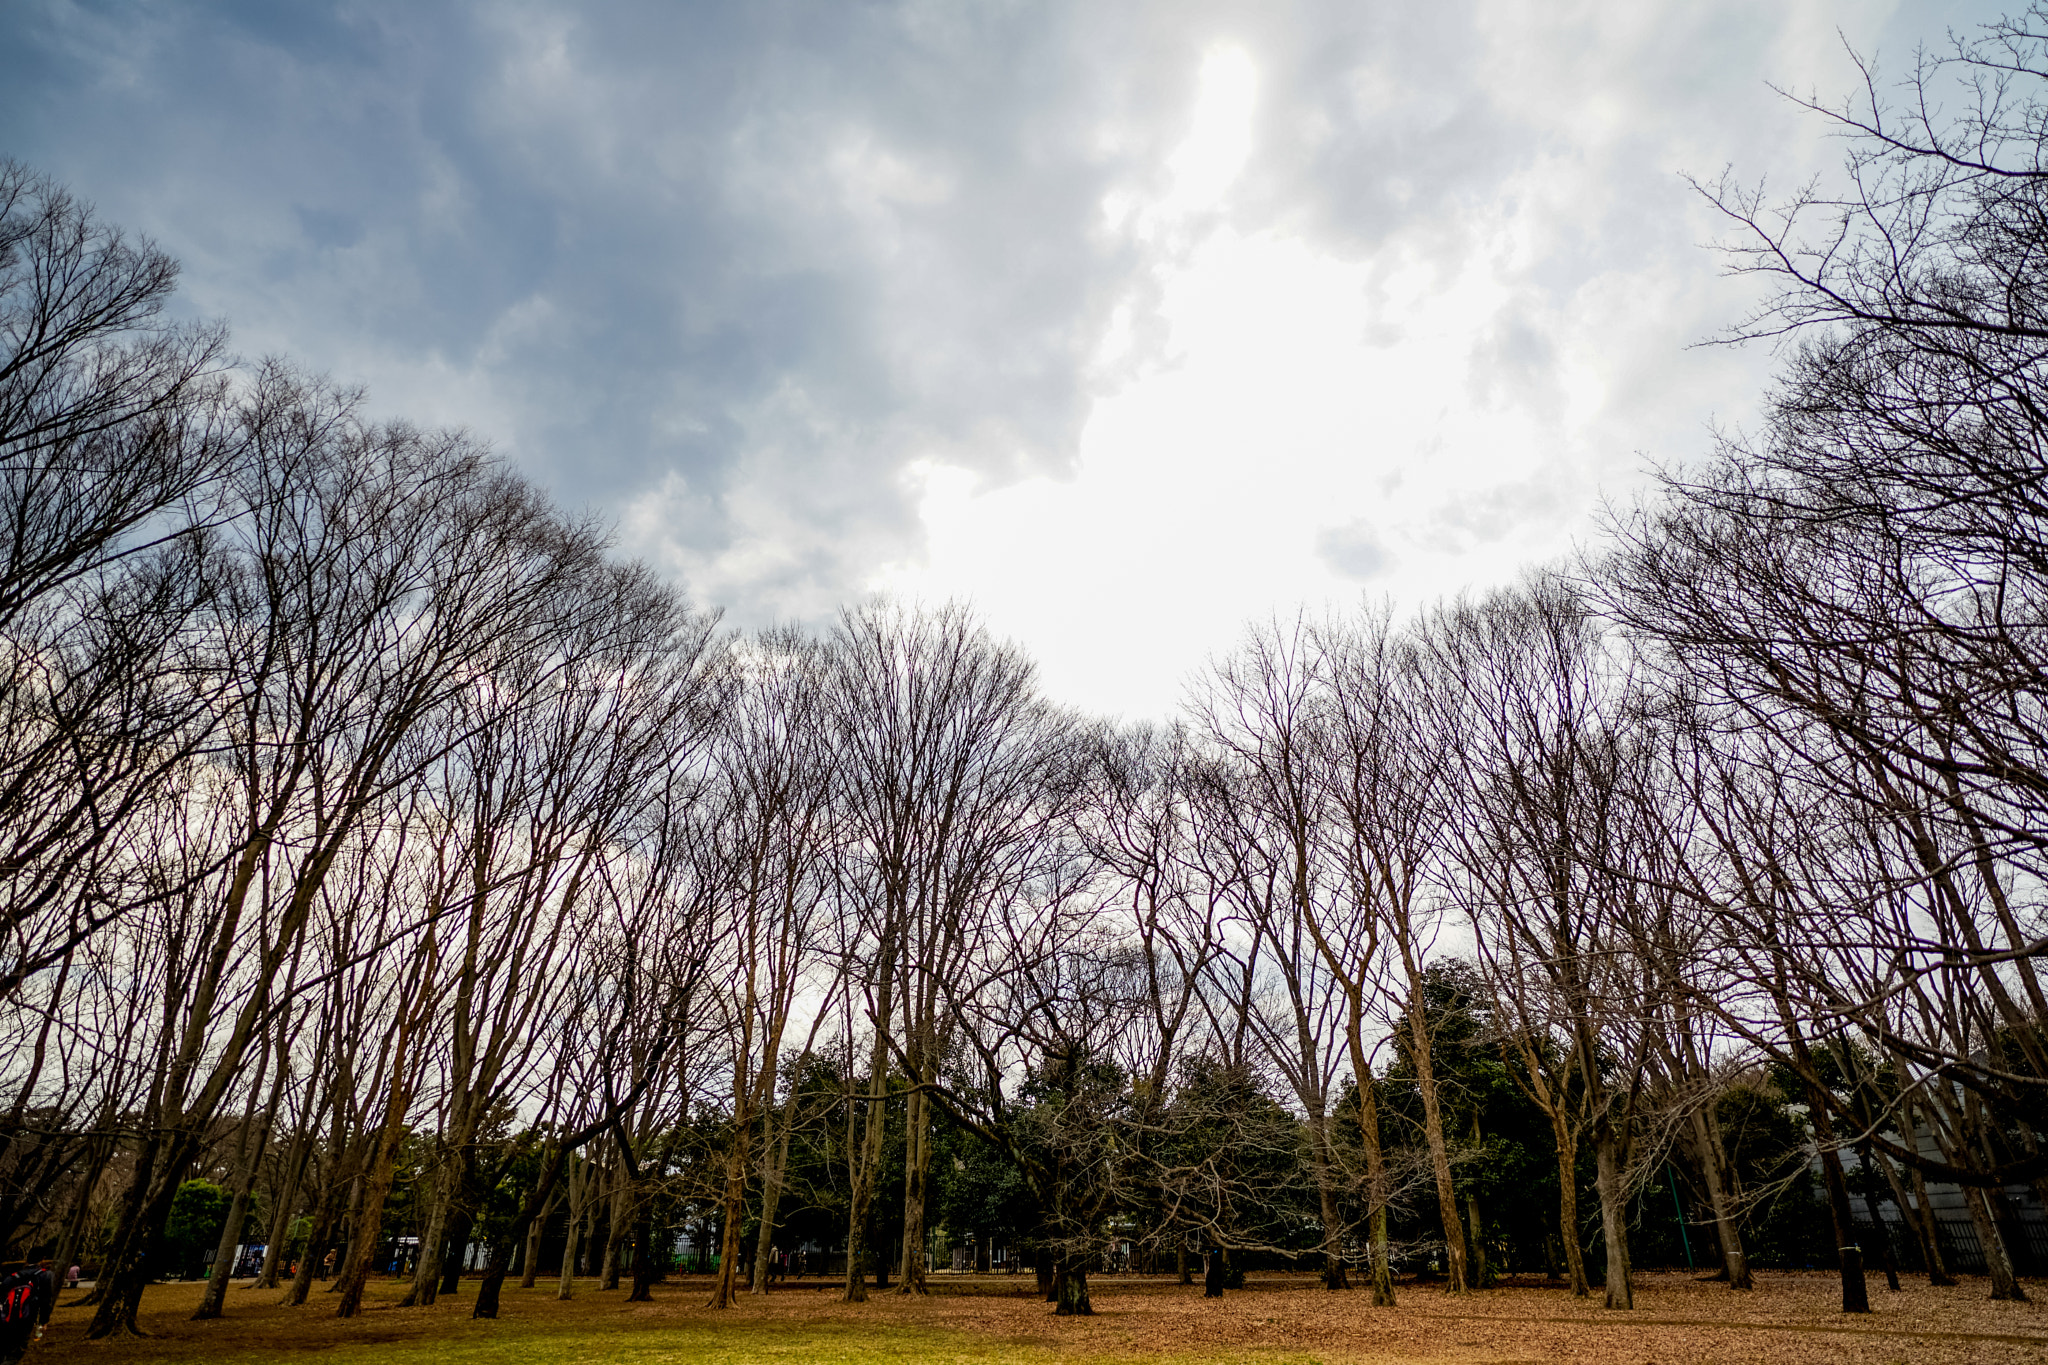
[69,1317,1327,1365]
[44,1279,1334,1365]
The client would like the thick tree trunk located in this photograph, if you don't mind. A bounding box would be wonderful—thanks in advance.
[1593,1130,1634,1310]
[627,1198,658,1303]
[521,1184,558,1290]
[1054,1262,1091,1315]
[438,1205,474,1296]
[333,1124,407,1318]
[1813,1141,1871,1313]
[1959,1090,2029,1302]
[196,1064,276,1321]
[473,1137,586,1320]
[1877,1132,1955,1286]
[86,1129,183,1338]
[1176,1245,1191,1286]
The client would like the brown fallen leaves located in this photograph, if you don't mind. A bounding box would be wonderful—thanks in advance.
[41,1266,2048,1365]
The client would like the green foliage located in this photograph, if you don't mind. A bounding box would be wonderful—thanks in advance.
[1717,1074,1826,1269]
[164,1179,231,1250]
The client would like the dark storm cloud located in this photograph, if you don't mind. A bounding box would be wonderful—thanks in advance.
[0,3,1178,567]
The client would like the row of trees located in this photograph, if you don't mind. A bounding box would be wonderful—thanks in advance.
[7,7,2048,1336]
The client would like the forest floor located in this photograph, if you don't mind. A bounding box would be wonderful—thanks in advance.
[35,1267,2048,1365]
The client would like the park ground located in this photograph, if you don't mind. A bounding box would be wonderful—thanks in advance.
[33,1269,2048,1365]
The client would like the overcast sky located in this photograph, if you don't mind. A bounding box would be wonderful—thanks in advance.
[0,0,2005,717]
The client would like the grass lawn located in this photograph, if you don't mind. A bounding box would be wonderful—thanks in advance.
[37,1268,2048,1365]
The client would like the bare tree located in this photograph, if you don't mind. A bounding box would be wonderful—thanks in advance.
[1189,620,1358,1293]
[705,628,841,1307]
[826,601,1074,1299]
[1423,580,1660,1309]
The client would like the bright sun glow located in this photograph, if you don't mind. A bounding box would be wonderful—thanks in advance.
[870,44,1598,719]
[1163,46,1256,215]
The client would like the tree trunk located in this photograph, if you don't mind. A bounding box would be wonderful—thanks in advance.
[195,1055,277,1321]
[1964,1183,2027,1301]
[1862,1161,1902,1294]
[1357,1076,1395,1306]
[1550,1116,1589,1296]
[52,1126,115,1305]
[1176,1245,1191,1286]
[1465,1190,1488,1289]
[86,1129,185,1338]
[1054,1261,1091,1315]
[897,1082,930,1294]
[1300,1108,1347,1290]
[842,1026,890,1303]
[710,1122,749,1308]
[1404,989,1467,1293]
[1688,1105,1750,1289]
[520,1183,558,1290]
[438,1204,474,1296]
[627,1197,658,1303]
[752,1082,802,1294]
[402,1163,452,1307]
[284,1173,343,1307]
[558,1154,586,1299]
[1593,1129,1633,1310]
[1960,1089,2029,1302]
[256,1135,309,1291]
[1813,1140,1871,1313]
[194,1177,253,1318]
[600,1166,628,1290]
[333,1123,407,1318]
[1875,1131,1954,1286]
[473,1137,586,1320]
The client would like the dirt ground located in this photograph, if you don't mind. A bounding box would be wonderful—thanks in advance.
[36,1268,2048,1365]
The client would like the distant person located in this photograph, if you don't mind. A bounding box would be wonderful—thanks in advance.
[63,1265,77,1290]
